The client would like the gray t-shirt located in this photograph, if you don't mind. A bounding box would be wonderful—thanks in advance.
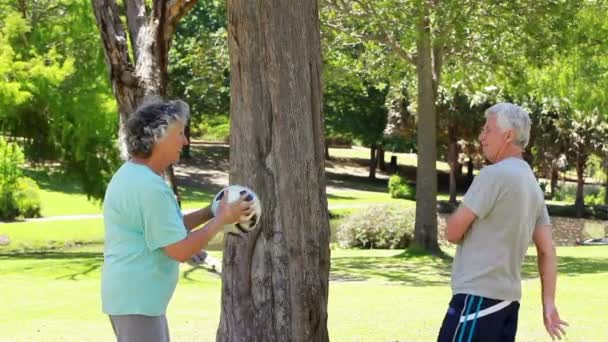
[451,157,551,301]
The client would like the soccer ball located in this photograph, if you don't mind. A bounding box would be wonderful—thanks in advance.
[211,185,262,235]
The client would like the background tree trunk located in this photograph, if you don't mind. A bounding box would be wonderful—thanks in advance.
[447,131,458,204]
[574,153,586,218]
[377,144,386,171]
[369,144,377,180]
[550,166,559,199]
[217,1,330,341]
[412,4,440,254]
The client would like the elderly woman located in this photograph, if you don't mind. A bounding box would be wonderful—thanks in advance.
[101,100,251,342]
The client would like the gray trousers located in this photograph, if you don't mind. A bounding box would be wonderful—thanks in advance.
[109,314,170,342]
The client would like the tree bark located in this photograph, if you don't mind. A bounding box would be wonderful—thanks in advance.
[574,153,586,218]
[369,144,377,180]
[218,1,330,341]
[412,4,440,254]
[447,131,458,204]
[377,145,386,171]
[467,157,474,180]
[550,166,559,200]
[605,172,608,205]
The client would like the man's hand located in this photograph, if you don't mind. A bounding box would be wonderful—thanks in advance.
[543,302,568,340]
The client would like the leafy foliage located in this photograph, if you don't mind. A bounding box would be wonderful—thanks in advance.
[337,205,415,249]
[0,0,120,199]
[169,0,230,125]
[388,174,415,200]
[0,138,41,219]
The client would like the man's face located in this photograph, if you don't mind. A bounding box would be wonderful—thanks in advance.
[479,115,511,163]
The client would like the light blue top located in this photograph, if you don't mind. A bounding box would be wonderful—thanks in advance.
[101,161,187,316]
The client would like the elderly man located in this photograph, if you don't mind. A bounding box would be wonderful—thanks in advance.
[437,103,568,342]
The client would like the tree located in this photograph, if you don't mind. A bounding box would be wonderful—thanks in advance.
[0,0,119,198]
[525,1,608,215]
[92,0,198,201]
[169,0,231,153]
[323,71,389,179]
[436,86,486,203]
[217,1,330,341]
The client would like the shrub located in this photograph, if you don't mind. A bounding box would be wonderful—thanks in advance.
[191,115,230,142]
[325,134,353,148]
[13,177,42,218]
[0,137,24,187]
[0,139,42,220]
[336,205,415,249]
[388,174,415,199]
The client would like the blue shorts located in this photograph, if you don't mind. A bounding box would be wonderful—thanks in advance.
[437,294,520,342]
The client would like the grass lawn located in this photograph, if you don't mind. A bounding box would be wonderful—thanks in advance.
[329,146,451,172]
[1,227,607,342]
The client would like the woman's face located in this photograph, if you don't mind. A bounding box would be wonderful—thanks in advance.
[154,121,188,166]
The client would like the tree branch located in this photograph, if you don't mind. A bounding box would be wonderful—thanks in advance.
[124,0,147,61]
[325,0,416,65]
[92,0,137,87]
[165,0,198,39]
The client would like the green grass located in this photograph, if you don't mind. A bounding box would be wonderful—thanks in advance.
[0,219,105,252]
[329,146,451,171]
[0,245,606,341]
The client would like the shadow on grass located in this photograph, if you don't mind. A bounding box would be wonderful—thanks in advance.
[23,168,86,195]
[330,249,453,286]
[326,171,388,192]
[0,251,103,280]
[522,254,608,279]
[327,193,357,200]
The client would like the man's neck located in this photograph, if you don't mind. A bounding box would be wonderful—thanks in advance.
[494,148,523,163]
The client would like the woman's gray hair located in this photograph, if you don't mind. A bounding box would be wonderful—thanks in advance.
[121,100,190,159]
[485,103,531,148]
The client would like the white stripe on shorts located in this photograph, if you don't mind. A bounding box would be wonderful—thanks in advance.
[459,300,512,323]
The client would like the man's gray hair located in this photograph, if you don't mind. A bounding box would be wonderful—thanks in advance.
[485,103,531,148]
[121,100,190,159]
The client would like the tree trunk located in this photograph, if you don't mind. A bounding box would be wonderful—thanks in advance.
[377,145,386,171]
[182,123,191,158]
[412,5,440,254]
[369,144,377,180]
[324,144,330,160]
[550,167,559,200]
[218,1,330,341]
[467,157,474,180]
[574,153,586,218]
[605,172,608,205]
[447,132,458,204]
[92,0,196,198]
[390,156,398,173]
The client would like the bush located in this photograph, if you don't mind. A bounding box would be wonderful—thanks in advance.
[585,187,606,206]
[336,205,415,249]
[388,174,415,199]
[13,177,42,218]
[325,134,353,148]
[191,115,230,142]
[0,137,24,187]
[0,139,42,220]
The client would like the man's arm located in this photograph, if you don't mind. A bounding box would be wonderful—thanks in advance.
[183,205,214,231]
[533,224,568,340]
[446,206,477,244]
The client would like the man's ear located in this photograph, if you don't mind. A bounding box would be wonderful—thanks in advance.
[505,130,515,144]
